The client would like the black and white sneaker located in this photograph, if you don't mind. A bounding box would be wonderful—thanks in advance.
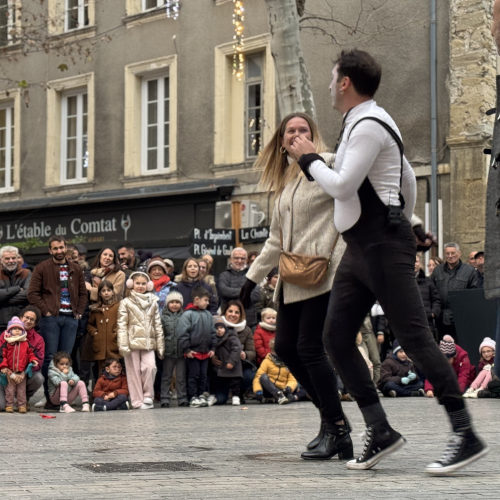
[425,430,488,475]
[347,423,406,470]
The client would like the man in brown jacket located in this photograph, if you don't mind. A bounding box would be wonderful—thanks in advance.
[28,236,87,407]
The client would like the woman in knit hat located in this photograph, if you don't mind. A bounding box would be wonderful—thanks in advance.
[424,335,476,396]
[147,256,177,312]
[463,338,496,398]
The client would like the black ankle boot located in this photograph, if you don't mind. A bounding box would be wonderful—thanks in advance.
[301,424,354,460]
[306,421,326,450]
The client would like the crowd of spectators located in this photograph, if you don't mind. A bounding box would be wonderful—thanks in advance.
[0,238,497,413]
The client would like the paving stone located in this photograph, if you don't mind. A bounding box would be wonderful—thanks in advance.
[1,398,497,498]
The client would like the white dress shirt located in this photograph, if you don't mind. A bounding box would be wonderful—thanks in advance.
[309,100,416,233]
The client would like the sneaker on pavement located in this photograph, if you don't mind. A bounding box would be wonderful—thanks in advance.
[81,403,90,412]
[347,423,406,470]
[425,430,488,476]
[387,390,397,398]
[60,403,76,413]
[18,405,27,414]
[189,397,202,408]
[143,397,154,405]
[120,401,130,410]
[207,394,217,407]
[276,391,289,405]
[139,402,154,410]
[34,397,46,408]
[232,396,241,406]
[199,394,208,407]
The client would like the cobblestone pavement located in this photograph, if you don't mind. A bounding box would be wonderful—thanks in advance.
[2,398,498,499]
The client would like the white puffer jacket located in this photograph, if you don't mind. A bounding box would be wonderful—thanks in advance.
[117,291,165,358]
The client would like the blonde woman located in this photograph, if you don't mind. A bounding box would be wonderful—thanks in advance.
[240,112,351,460]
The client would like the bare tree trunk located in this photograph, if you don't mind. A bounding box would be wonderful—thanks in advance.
[264,0,316,121]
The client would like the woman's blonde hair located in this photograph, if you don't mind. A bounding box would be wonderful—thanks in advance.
[254,112,327,193]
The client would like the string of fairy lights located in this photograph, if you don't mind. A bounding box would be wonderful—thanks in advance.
[232,0,245,81]
[165,0,244,81]
[165,0,180,20]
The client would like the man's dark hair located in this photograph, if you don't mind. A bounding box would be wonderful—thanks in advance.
[118,242,134,251]
[48,235,66,248]
[191,286,210,300]
[336,49,381,97]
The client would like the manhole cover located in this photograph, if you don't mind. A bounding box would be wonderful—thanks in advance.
[73,461,208,473]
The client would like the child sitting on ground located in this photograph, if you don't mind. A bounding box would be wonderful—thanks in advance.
[48,351,90,413]
[425,335,476,397]
[177,286,216,408]
[0,316,38,413]
[253,338,298,405]
[211,316,243,406]
[464,337,496,398]
[160,290,187,407]
[254,307,277,366]
[92,358,130,411]
[379,341,424,397]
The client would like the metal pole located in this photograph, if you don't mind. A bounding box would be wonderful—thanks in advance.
[430,0,438,236]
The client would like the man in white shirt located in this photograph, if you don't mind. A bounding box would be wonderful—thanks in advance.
[291,49,486,475]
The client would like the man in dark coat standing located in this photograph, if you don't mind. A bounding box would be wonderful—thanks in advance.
[0,246,31,331]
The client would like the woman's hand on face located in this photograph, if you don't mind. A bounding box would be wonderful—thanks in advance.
[289,135,316,158]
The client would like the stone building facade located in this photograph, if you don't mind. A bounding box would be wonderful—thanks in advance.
[0,0,495,265]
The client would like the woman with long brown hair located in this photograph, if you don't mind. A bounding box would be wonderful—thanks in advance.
[240,112,351,460]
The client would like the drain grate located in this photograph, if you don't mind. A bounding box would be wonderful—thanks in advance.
[73,461,208,473]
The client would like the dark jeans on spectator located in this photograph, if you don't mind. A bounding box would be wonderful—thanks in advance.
[93,394,128,410]
[382,380,424,397]
[213,376,242,404]
[186,357,209,399]
[40,315,78,395]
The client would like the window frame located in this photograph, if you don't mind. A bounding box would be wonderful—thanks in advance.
[124,56,177,181]
[60,90,88,185]
[213,34,275,166]
[45,72,94,188]
[141,75,170,175]
[65,0,89,32]
[0,103,14,192]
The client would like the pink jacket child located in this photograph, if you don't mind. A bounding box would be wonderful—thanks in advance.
[463,337,496,398]
[0,317,38,413]
[424,335,475,396]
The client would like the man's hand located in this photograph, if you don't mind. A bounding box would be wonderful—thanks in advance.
[289,135,316,158]
[226,363,234,370]
[186,351,194,359]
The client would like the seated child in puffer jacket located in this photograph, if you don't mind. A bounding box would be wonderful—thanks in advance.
[379,341,424,397]
[252,338,298,405]
[464,337,496,398]
[253,307,277,365]
[92,359,129,411]
[48,351,90,413]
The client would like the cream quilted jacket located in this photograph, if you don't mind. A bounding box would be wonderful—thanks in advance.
[247,153,345,304]
[117,291,165,357]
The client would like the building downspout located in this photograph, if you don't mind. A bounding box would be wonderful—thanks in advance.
[430,0,438,237]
